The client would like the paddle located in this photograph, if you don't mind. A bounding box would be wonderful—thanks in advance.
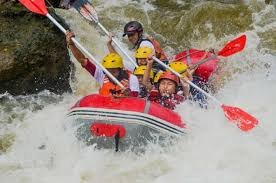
[70,0,138,68]
[174,50,203,62]
[175,35,247,69]
[18,0,125,89]
[151,42,258,132]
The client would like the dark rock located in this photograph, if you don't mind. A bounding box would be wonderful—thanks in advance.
[0,0,17,5]
[47,0,62,7]
[0,2,72,95]
[265,0,272,4]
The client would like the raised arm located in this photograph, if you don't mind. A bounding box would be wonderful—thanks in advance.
[142,56,154,90]
[107,33,118,54]
[66,31,87,66]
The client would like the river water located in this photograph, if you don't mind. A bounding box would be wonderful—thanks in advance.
[1,0,276,183]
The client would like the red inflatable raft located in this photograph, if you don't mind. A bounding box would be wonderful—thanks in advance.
[67,94,186,151]
[174,49,219,81]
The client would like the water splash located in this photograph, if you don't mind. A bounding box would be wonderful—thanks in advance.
[1,1,276,183]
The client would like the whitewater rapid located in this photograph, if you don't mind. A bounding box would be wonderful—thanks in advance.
[1,1,276,183]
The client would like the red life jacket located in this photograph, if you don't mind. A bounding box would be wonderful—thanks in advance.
[148,91,184,110]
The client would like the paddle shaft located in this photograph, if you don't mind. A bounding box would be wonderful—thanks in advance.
[152,56,222,105]
[174,50,203,61]
[46,13,125,89]
[82,5,138,68]
[98,22,138,68]
[190,55,218,68]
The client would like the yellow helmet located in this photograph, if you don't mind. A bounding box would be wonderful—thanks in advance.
[102,53,123,69]
[153,71,163,83]
[133,66,154,79]
[135,47,153,59]
[168,61,188,74]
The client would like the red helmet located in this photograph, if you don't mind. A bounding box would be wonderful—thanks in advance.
[123,21,143,37]
[158,72,179,86]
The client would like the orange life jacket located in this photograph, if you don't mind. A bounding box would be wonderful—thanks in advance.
[147,36,168,61]
[99,72,130,97]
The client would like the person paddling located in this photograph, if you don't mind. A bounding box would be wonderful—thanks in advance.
[142,57,191,109]
[148,72,190,110]
[66,31,139,97]
[123,21,168,73]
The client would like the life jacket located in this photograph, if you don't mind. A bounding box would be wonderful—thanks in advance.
[136,36,168,61]
[99,70,131,97]
[148,91,184,110]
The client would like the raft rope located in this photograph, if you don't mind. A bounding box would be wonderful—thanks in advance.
[143,100,151,114]
[114,130,120,152]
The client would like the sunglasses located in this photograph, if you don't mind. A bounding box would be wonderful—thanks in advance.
[127,33,135,38]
